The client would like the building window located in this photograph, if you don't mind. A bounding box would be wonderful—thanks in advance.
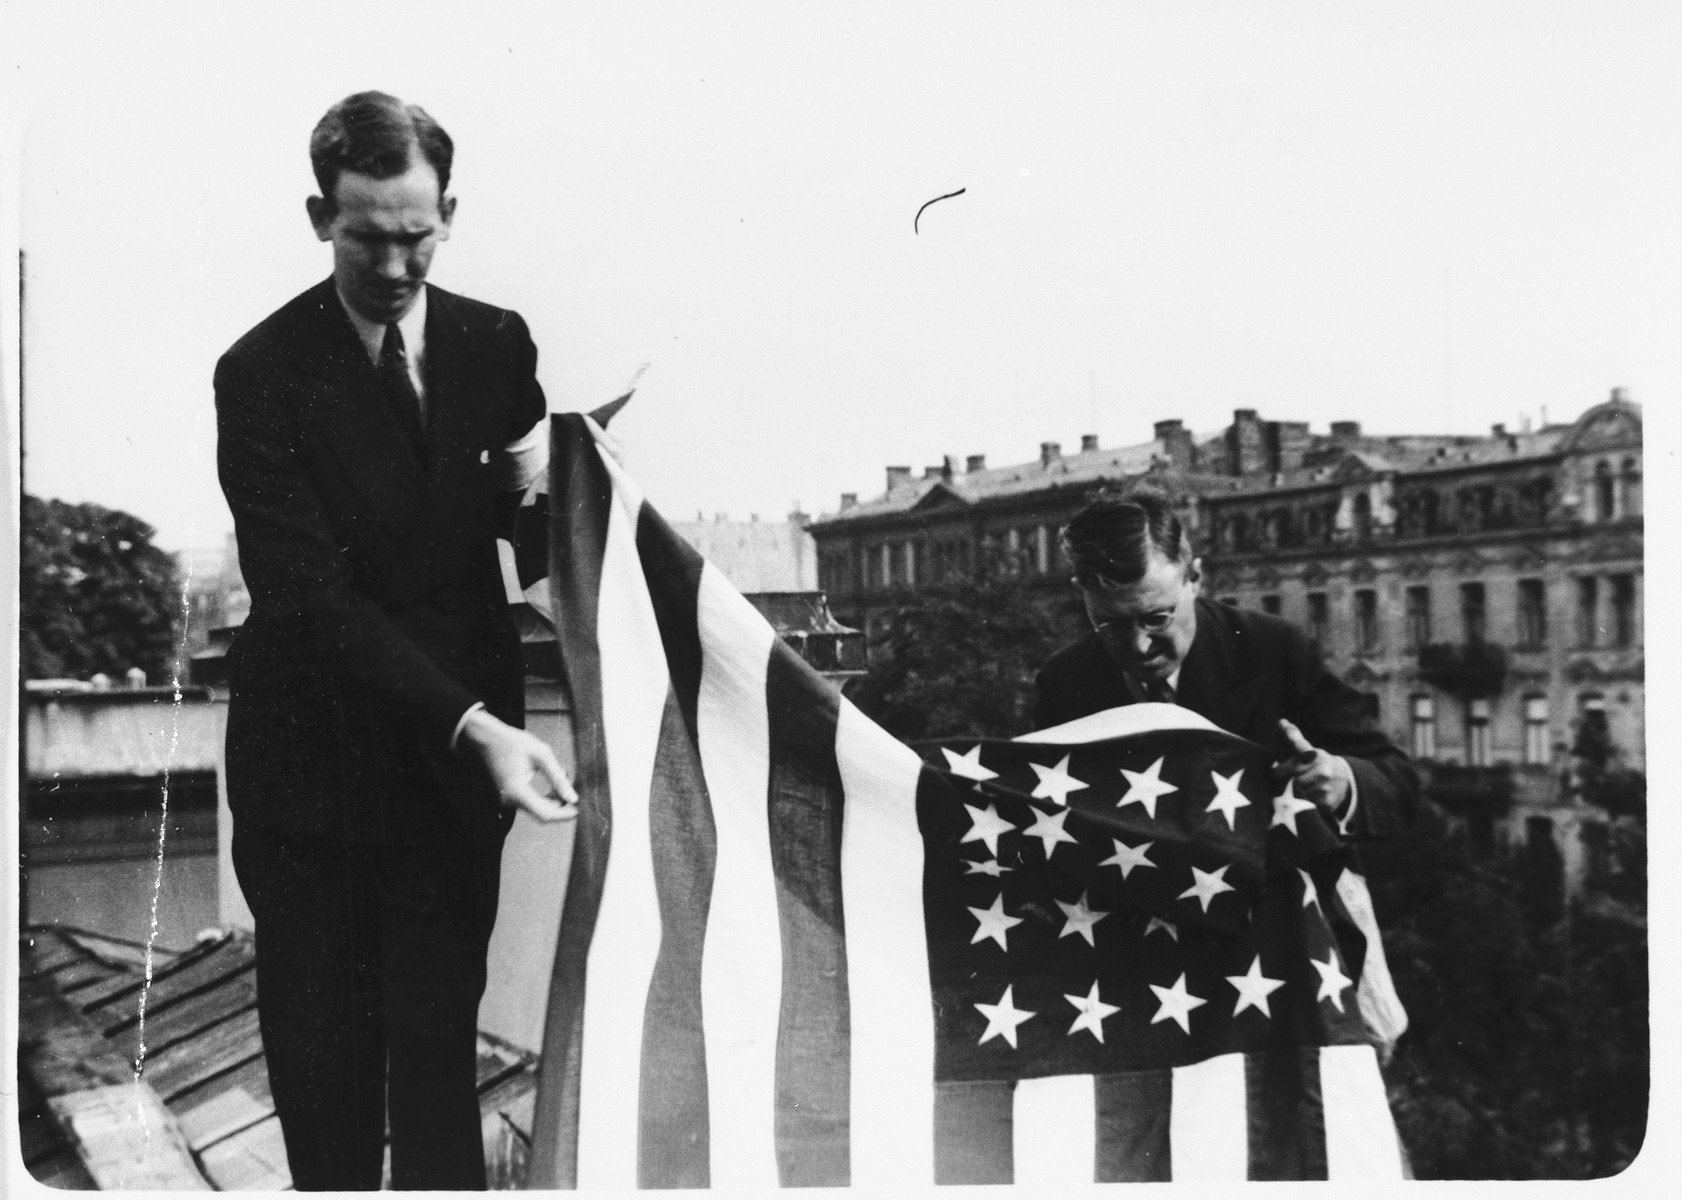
[1621,456,1642,517]
[1518,476,1553,526]
[1461,582,1486,644]
[1466,697,1492,767]
[1594,460,1616,522]
[1035,525,1053,576]
[1524,695,1551,766]
[868,543,889,591]
[1411,694,1437,759]
[1576,577,1599,647]
[1352,493,1372,541]
[1405,586,1432,649]
[1355,589,1379,654]
[1220,596,1239,608]
[1260,593,1281,615]
[1517,579,1547,648]
[1307,592,1329,648]
[1610,574,1636,647]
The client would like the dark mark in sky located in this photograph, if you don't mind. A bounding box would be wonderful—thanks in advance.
[914,187,967,234]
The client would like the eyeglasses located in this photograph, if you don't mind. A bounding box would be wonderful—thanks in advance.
[1088,575,1192,637]
[1093,610,1178,637]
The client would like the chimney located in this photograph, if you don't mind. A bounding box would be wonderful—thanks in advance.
[1330,421,1362,440]
[1610,386,1629,403]
[1080,433,1099,452]
[1154,418,1195,471]
[1269,420,1312,474]
[1225,409,1267,477]
[840,492,858,510]
[1040,441,1062,467]
[943,455,960,480]
[1490,423,1506,437]
[886,465,913,490]
[966,454,987,473]
[922,465,944,480]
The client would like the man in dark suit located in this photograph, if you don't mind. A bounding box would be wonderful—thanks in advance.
[215,92,576,1191]
[1035,490,1418,838]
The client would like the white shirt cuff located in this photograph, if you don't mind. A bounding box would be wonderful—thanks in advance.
[495,419,549,492]
[450,702,487,751]
[1332,756,1360,836]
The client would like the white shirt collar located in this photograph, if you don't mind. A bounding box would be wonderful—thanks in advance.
[335,284,428,382]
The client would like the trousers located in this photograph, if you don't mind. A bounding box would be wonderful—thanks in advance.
[232,781,506,1191]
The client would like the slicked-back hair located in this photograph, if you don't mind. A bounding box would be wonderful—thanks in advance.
[1062,489,1191,588]
[309,91,453,208]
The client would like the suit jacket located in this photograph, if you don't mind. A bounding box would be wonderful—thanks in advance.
[1034,598,1419,840]
[215,278,546,851]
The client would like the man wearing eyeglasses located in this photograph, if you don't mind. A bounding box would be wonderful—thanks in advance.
[1034,490,1418,836]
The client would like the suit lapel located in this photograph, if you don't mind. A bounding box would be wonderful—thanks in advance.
[380,287,483,596]
[295,280,429,529]
[1177,601,1265,739]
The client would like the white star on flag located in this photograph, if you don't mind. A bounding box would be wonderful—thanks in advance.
[1144,916,1179,941]
[1298,867,1323,912]
[1149,972,1207,1034]
[1055,891,1110,946]
[1226,954,1286,1018]
[1117,756,1178,817]
[942,744,998,782]
[1178,864,1236,913]
[1099,838,1156,880]
[1029,753,1088,806]
[966,893,1024,951]
[1022,804,1079,860]
[1064,981,1121,1043]
[962,858,1012,878]
[961,802,1016,857]
[1270,781,1318,836]
[1205,767,1251,829]
[1312,951,1353,1011]
[975,984,1035,1048]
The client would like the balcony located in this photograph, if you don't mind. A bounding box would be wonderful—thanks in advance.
[1417,640,1508,700]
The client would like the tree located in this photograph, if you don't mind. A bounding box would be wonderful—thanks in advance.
[847,555,1081,740]
[1571,711,1646,823]
[20,495,183,683]
[1363,798,1647,1179]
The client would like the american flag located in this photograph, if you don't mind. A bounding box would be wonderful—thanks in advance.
[518,413,1407,1187]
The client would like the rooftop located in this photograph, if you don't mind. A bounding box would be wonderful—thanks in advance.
[19,925,540,1190]
[811,391,1640,526]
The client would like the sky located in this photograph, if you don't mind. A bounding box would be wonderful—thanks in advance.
[5,1,1680,556]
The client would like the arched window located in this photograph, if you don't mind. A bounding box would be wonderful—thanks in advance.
[1594,460,1616,522]
[1620,456,1642,518]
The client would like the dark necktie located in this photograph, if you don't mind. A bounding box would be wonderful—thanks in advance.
[1142,676,1176,705]
[379,322,426,440]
